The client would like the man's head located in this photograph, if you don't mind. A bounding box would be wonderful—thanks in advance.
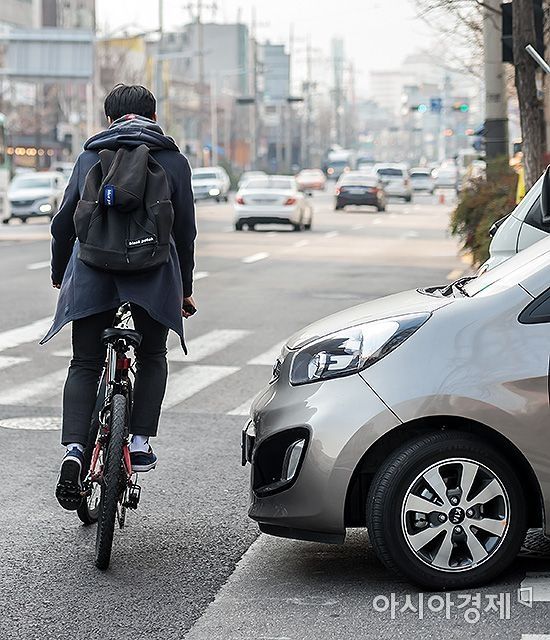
[104,84,156,124]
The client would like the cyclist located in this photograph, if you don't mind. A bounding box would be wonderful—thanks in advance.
[42,84,197,510]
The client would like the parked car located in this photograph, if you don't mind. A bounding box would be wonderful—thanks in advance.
[334,171,386,211]
[479,169,547,273]
[409,167,434,194]
[373,163,412,202]
[243,234,550,589]
[296,169,326,192]
[234,175,313,231]
[192,166,230,202]
[238,170,267,190]
[4,171,66,223]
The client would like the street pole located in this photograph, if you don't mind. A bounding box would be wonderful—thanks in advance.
[197,0,206,166]
[483,0,509,159]
[155,0,164,126]
[210,75,218,165]
[251,8,259,169]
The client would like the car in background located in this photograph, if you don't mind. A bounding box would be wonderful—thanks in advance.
[4,171,66,223]
[410,167,434,194]
[334,171,386,212]
[238,170,267,190]
[433,163,459,190]
[373,163,412,202]
[243,235,550,589]
[51,161,75,181]
[324,149,355,179]
[296,169,326,192]
[192,166,230,202]
[479,169,547,273]
[234,175,313,232]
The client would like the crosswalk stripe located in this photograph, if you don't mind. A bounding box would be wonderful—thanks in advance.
[163,365,239,409]
[522,636,550,639]
[0,317,52,353]
[0,355,30,371]
[0,367,66,405]
[194,271,209,280]
[242,252,269,264]
[248,341,285,366]
[169,329,250,363]
[27,260,51,270]
[227,393,257,416]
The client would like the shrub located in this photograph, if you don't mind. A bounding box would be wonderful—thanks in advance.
[450,158,517,266]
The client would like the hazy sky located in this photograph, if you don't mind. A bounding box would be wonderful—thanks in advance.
[96,0,434,96]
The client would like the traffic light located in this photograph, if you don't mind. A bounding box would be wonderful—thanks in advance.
[452,102,469,112]
[409,104,428,113]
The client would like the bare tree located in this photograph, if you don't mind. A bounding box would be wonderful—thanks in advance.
[513,0,546,187]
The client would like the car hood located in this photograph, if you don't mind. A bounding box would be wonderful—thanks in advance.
[286,288,453,349]
[8,187,54,199]
[192,178,221,186]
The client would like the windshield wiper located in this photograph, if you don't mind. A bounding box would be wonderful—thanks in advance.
[441,275,476,298]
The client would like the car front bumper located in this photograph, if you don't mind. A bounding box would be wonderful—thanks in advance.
[243,350,400,543]
[336,193,379,207]
[235,205,301,224]
[9,202,50,217]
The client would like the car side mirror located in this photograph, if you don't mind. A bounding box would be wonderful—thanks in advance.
[541,165,550,224]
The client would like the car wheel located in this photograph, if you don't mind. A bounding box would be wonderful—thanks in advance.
[2,217,10,225]
[335,204,343,211]
[235,222,244,231]
[366,431,527,590]
[224,195,229,202]
[293,221,304,232]
[20,217,28,223]
[404,195,412,203]
[377,203,386,212]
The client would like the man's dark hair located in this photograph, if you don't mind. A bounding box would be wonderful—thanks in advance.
[104,84,156,122]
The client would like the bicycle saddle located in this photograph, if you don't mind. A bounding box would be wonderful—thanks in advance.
[101,328,142,349]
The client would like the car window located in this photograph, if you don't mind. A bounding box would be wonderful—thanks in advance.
[518,175,548,231]
[339,176,376,186]
[245,178,294,190]
[193,172,218,181]
[11,176,53,189]
[377,168,404,177]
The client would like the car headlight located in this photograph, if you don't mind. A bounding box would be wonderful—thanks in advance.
[209,188,220,196]
[39,202,53,213]
[290,313,430,385]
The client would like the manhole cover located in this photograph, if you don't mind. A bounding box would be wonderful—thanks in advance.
[0,416,60,431]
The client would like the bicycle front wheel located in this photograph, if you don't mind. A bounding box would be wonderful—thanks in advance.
[95,393,127,570]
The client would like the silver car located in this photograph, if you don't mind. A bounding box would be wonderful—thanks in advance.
[243,234,550,589]
[4,171,66,223]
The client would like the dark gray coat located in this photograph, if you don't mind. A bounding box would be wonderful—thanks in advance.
[41,116,196,349]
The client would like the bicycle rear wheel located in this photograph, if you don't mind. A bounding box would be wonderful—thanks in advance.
[95,393,127,570]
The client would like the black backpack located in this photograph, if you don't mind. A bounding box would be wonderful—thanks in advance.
[74,144,174,273]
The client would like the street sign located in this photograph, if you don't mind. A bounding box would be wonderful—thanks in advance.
[3,28,94,80]
[430,98,442,113]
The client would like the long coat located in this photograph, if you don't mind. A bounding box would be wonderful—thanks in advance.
[41,116,196,350]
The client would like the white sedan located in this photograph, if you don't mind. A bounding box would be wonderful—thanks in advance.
[234,175,313,231]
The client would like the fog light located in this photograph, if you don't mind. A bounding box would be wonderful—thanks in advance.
[39,203,53,213]
[209,188,220,196]
[281,439,305,481]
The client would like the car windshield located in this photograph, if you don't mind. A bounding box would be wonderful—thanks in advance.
[328,161,349,168]
[411,171,431,178]
[11,176,53,189]
[377,168,404,177]
[193,172,218,181]
[245,178,294,190]
[340,176,375,186]
[464,235,550,297]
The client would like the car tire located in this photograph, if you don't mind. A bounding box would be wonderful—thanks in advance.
[293,221,304,232]
[304,219,312,230]
[377,203,386,212]
[2,217,10,225]
[335,205,343,211]
[224,195,229,202]
[404,195,412,203]
[20,217,28,223]
[366,431,527,590]
[235,222,244,231]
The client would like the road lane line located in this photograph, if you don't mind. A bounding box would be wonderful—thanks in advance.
[0,367,66,405]
[0,355,30,371]
[168,329,250,363]
[227,393,259,416]
[27,260,50,270]
[522,636,550,639]
[248,341,285,366]
[163,365,239,409]
[0,317,52,353]
[324,231,339,238]
[242,252,269,264]
[351,224,365,230]
[520,573,550,602]
[293,239,309,247]
[194,271,209,280]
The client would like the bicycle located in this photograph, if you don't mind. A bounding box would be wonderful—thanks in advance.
[75,303,144,570]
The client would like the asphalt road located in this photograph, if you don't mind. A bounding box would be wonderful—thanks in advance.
[1,188,548,640]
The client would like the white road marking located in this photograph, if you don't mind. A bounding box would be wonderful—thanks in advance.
[0,416,61,430]
[373,218,382,225]
[0,367,66,405]
[0,317,52,353]
[27,260,50,271]
[351,224,365,230]
[520,573,550,602]
[522,636,550,639]
[227,394,258,416]
[168,329,250,363]
[194,271,209,280]
[324,231,339,238]
[401,230,419,238]
[242,252,269,264]
[293,239,309,247]
[53,349,71,357]
[0,355,30,371]
[248,341,285,366]
[163,365,239,409]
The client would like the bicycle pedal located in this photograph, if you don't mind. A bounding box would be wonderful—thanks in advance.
[124,483,142,509]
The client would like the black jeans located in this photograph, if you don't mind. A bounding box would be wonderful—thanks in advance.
[61,304,169,446]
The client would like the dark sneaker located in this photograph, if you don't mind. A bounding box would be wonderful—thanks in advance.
[130,447,157,472]
[55,448,85,511]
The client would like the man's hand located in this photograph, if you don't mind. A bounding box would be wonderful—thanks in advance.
[52,283,61,289]
[182,295,197,318]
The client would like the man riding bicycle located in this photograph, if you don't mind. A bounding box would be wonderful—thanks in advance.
[41,84,197,510]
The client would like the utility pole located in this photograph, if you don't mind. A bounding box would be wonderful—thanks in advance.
[251,8,259,169]
[286,24,294,173]
[155,0,164,127]
[483,0,509,159]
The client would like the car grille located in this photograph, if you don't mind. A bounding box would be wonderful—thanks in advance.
[11,199,35,207]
